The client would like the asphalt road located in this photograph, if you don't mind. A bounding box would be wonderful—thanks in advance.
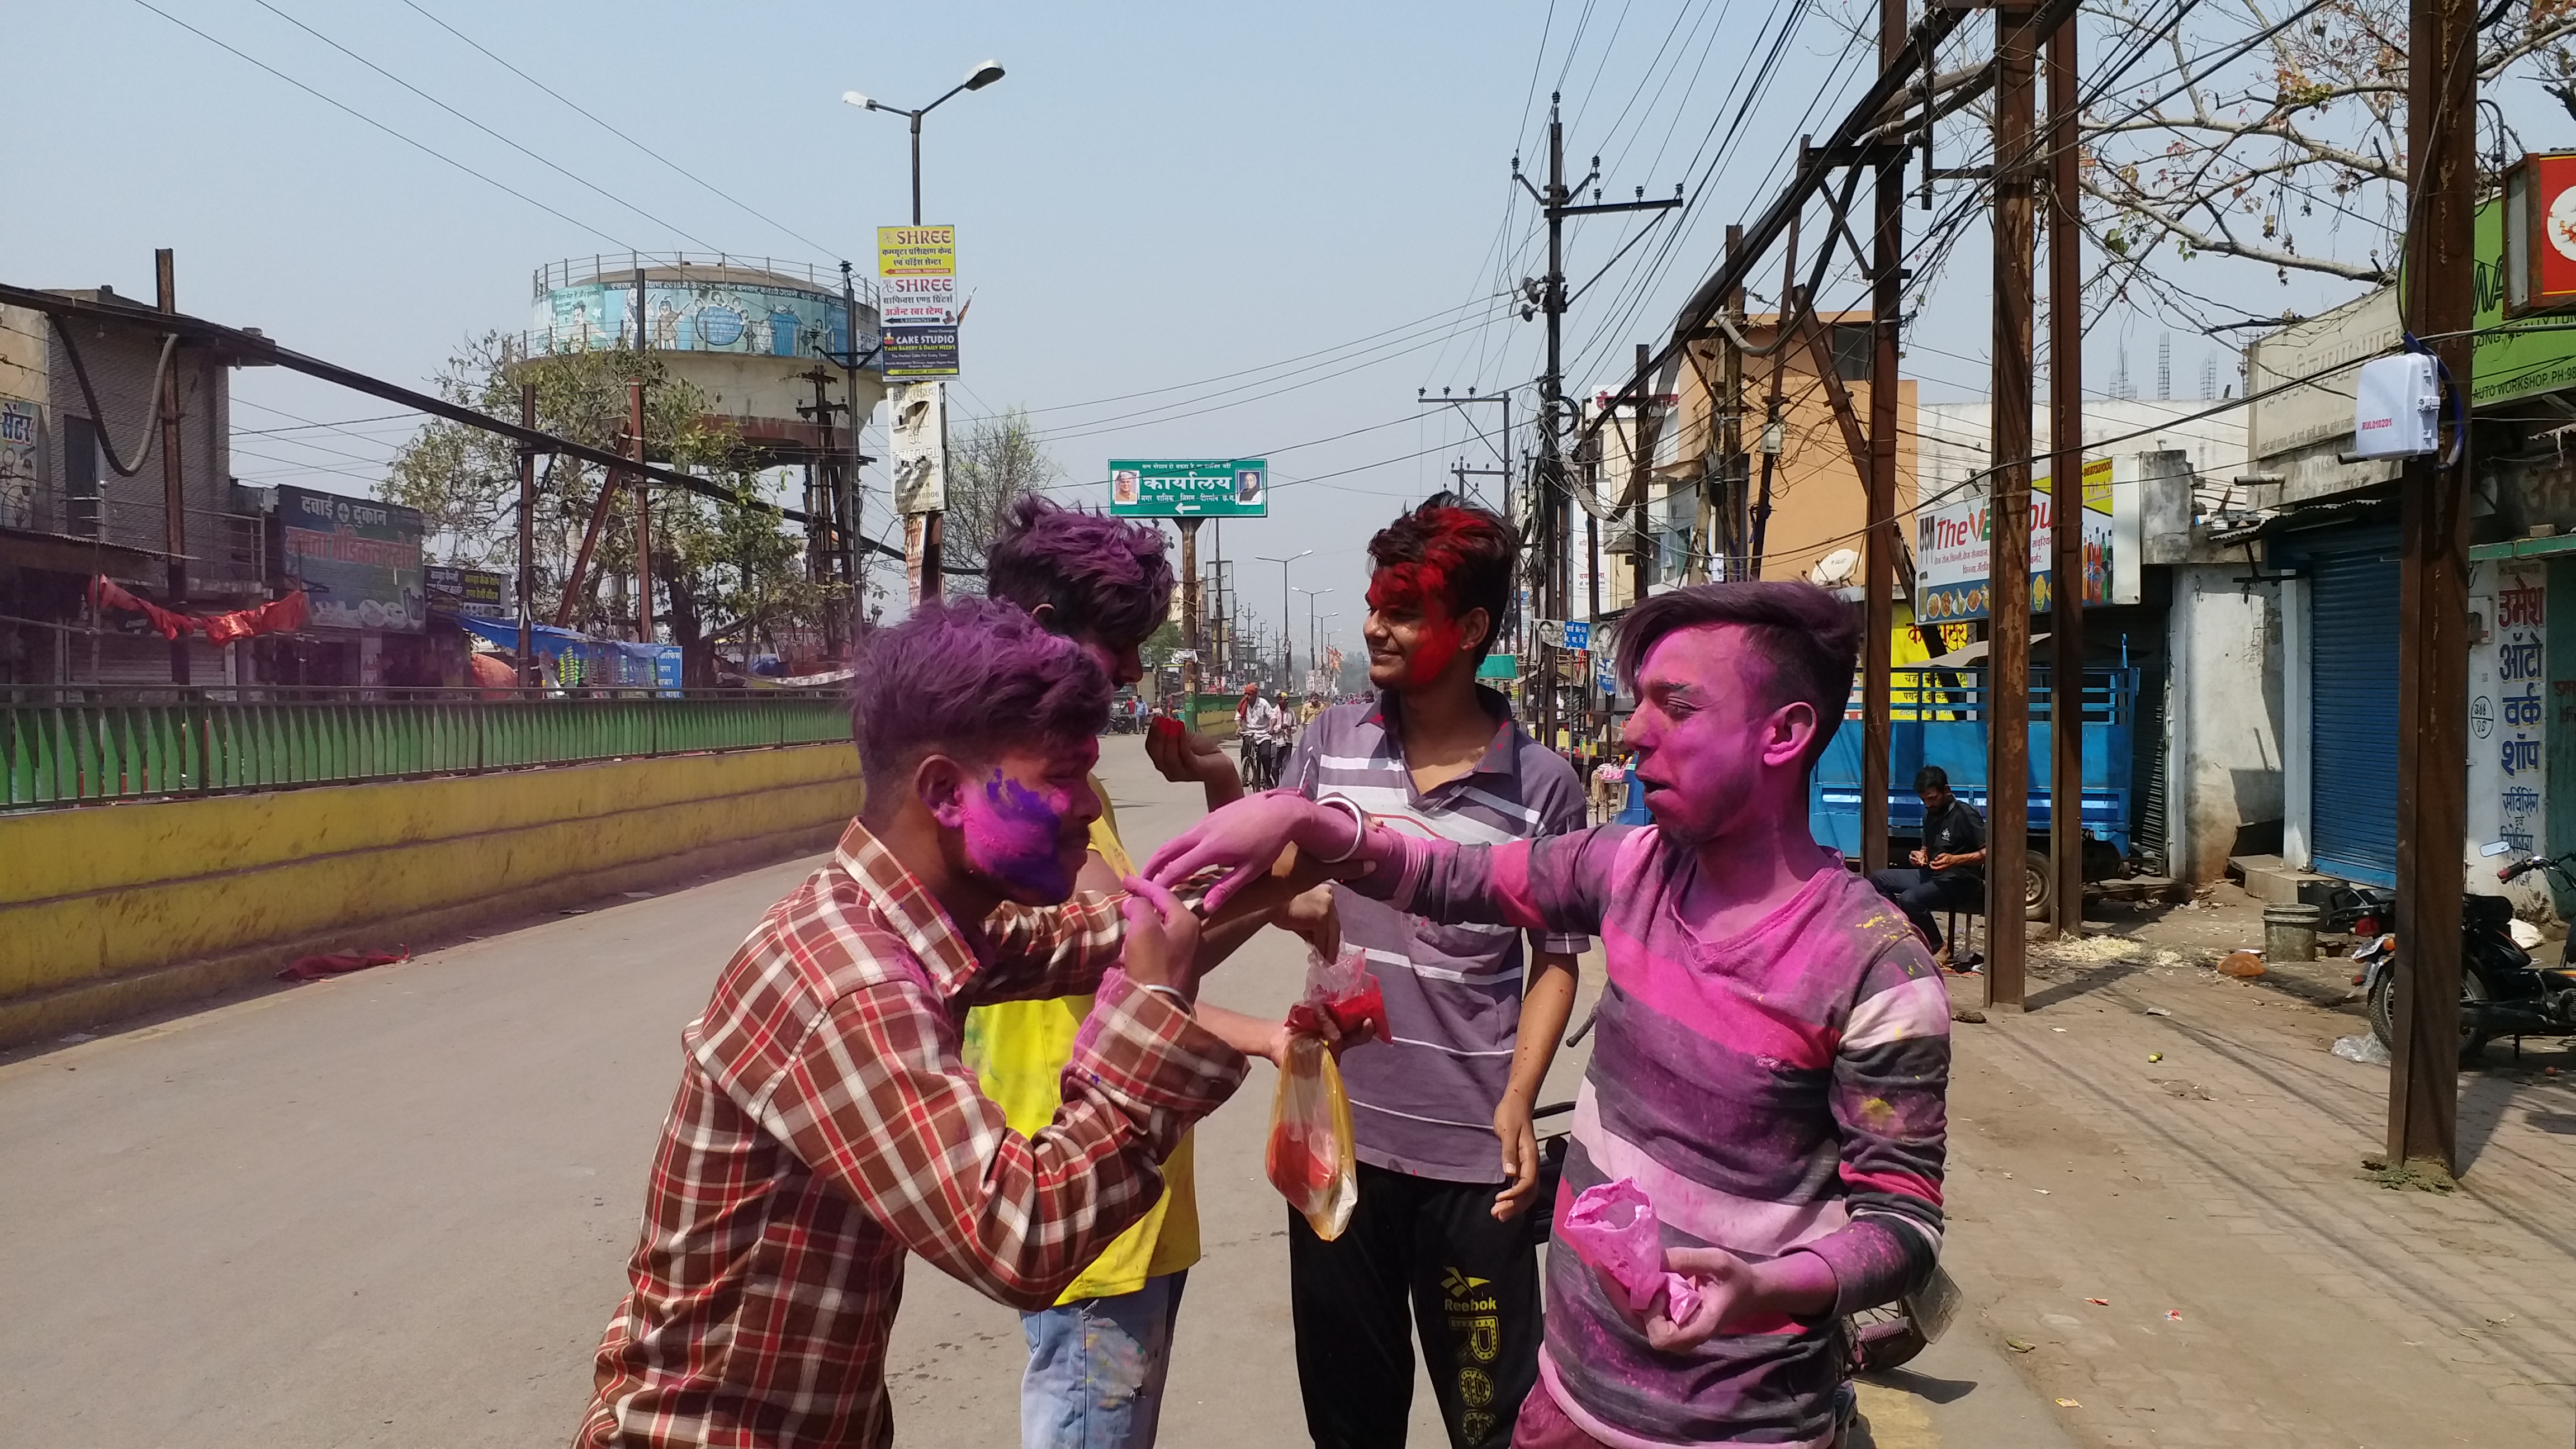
[0,737,2063,1447]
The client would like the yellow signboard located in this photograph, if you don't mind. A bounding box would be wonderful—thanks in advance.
[877,225,956,277]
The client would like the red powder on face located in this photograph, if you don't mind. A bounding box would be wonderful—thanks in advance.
[1367,506,1488,680]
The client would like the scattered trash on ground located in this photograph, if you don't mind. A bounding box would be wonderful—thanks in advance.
[58,1033,96,1044]
[1952,1007,1987,1024]
[2056,1398,2083,1408]
[2148,1051,2164,1062]
[2331,1034,2393,1066]
[2217,950,2267,978]
[2165,1309,2183,1321]
[2085,1298,2111,1306]
[560,908,588,916]
[2144,1006,2173,1017]
[2149,1079,2213,1100]
[2005,1337,2035,1352]
[622,891,653,899]
[277,948,408,982]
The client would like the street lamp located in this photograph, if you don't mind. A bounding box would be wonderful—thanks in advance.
[1295,585,1334,688]
[841,59,1005,225]
[1258,550,1311,687]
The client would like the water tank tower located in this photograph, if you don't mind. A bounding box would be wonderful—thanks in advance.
[528,254,884,456]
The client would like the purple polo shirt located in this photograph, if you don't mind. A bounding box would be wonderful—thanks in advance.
[1284,687,1591,1182]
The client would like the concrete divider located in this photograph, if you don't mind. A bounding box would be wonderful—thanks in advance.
[0,743,862,1049]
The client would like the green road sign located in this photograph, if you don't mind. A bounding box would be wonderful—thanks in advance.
[1107,458,1269,518]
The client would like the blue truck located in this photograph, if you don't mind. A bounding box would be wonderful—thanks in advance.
[1807,665,2141,921]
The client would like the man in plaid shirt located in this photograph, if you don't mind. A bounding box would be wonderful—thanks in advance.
[576,598,1253,1449]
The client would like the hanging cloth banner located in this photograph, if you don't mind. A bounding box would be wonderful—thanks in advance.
[91,576,310,642]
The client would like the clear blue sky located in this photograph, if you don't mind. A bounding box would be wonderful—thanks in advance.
[7,0,2360,647]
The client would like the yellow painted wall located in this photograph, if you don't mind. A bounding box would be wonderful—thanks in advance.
[0,744,862,1044]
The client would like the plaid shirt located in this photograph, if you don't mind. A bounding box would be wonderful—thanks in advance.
[577,821,1247,1449]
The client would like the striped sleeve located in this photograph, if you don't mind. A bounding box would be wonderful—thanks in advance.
[1528,757,1595,957]
[1803,940,1950,1317]
[1368,824,1627,940]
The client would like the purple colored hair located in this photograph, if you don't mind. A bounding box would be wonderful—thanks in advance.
[1614,581,1862,765]
[850,596,1110,793]
[984,497,1176,650]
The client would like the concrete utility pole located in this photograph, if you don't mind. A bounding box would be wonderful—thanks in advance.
[1624,344,1659,609]
[2046,13,2087,938]
[2388,0,2476,1174]
[518,382,537,688]
[797,368,851,659]
[1519,97,1684,747]
[1985,6,2042,1009]
[1711,225,1748,584]
[155,248,189,686]
[1753,215,1802,582]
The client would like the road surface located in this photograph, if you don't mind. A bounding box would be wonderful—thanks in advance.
[0,737,2058,1447]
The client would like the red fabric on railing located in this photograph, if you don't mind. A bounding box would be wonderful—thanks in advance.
[90,576,310,642]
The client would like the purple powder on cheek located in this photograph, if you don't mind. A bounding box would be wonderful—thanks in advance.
[959,770,1075,896]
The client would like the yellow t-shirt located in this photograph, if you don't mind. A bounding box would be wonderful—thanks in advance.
[959,782,1199,1303]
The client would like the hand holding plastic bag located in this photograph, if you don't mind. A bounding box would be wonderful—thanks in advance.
[1265,946,1387,1239]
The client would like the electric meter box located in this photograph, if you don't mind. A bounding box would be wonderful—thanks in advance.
[2352,353,2440,459]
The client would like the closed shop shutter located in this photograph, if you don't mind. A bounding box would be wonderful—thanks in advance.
[2307,541,2400,886]
[75,632,230,687]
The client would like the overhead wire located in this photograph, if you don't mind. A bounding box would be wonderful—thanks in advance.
[129,0,633,249]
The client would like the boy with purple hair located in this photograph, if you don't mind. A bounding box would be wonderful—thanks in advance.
[975,497,1330,1449]
[577,598,1267,1449]
[1146,581,1950,1449]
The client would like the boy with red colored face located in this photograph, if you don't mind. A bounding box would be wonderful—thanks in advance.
[1270,495,1592,1449]
[1146,582,1950,1449]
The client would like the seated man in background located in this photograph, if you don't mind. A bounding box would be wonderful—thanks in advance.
[1146,580,1949,1449]
[577,598,1252,1449]
[1865,764,1988,970]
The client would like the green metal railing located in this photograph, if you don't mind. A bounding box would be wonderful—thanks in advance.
[1,688,852,811]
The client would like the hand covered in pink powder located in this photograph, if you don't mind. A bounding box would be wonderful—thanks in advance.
[1143,792,1374,915]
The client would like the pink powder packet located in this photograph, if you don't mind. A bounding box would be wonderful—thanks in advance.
[1562,1178,1704,1325]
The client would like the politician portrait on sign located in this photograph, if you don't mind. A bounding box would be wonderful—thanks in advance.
[1234,467,1265,505]
[1112,468,1140,505]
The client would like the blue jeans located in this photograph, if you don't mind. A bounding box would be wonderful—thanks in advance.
[1019,1270,1188,1449]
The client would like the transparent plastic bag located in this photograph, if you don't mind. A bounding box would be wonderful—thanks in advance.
[1264,945,1384,1240]
[1562,1177,1703,1323]
[1267,1034,1358,1239]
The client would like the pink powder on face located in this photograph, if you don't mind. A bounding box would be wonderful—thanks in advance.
[958,769,1078,901]
[1627,625,1783,841]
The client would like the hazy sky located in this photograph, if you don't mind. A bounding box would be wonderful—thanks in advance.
[8,0,2381,649]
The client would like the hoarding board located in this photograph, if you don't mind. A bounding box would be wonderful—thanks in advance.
[877,225,956,277]
[1912,457,2113,622]
[883,325,960,379]
[880,274,958,327]
[277,485,427,633]
[891,382,947,515]
[534,279,860,361]
[425,565,509,619]
[1107,459,1269,518]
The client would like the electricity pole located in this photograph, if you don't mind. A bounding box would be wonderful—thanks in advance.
[1985,6,2042,1009]
[2047,12,2087,938]
[797,367,851,659]
[1517,96,1683,749]
[1863,0,1908,877]
[155,248,190,686]
[2388,0,2476,1174]
[518,382,538,688]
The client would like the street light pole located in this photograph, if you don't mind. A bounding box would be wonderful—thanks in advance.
[1258,550,1310,689]
[1296,585,1333,690]
[843,60,1003,605]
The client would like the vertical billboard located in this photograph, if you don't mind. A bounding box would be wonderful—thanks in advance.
[277,485,427,633]
[890,382,947,515]
[1912,457,2113,622]
[878,225,961,378]
[0,397,36,529]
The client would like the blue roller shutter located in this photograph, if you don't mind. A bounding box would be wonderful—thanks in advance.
[2306,540,2399,886]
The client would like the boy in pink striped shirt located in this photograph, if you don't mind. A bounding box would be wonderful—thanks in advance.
[1150,581,1949,1448]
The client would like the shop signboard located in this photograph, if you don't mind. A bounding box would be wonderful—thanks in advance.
[877,225,956,276]
[0,396,35,529]
[1107,459,1269,518]
[425,565,510,620]
[1912,457,2113,623]
[278,485,427,633]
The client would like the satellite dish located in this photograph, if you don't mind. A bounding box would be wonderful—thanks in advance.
[1811,548,1860,588]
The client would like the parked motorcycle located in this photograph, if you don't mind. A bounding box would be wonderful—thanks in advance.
[2358,851,2576,1063]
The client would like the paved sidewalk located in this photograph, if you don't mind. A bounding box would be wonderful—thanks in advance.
[1937,915,2576,1449]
